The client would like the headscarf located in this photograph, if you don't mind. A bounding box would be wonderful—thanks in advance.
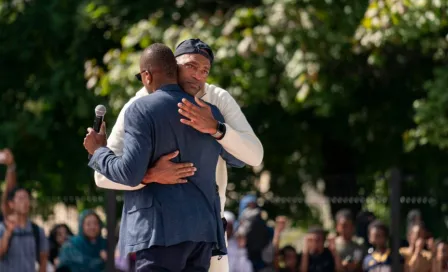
[57,210,107,272]
[238,194,257,218]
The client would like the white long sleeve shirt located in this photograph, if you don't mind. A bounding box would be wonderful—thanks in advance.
[94,83,263,214]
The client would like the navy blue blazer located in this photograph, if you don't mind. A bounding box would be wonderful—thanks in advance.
[89,84,245,256]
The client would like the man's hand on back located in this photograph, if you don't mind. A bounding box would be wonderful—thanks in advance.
[178,97,218,134]
[142,150,196,185]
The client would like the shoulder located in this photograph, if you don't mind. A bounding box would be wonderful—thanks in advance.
[135,88,149,98]
[125,95,156,116]
[34,223,45,235]
[118,88,149,114]
[204,83,242,117]
[61,237,76,250]
[132,91,170,107]
[122,95,143,112]
[30,222,46,238]
[204,83,235,103]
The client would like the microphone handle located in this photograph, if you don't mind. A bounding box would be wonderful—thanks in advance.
[88,115,104,160]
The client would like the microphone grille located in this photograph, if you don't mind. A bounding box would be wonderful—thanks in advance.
[95,105,107,117]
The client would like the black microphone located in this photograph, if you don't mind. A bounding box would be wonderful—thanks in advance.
[88,104,107,159]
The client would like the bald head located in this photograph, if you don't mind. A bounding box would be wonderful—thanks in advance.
[140,43,177,79]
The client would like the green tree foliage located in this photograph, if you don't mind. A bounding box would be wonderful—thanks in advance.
[0,0,259,200]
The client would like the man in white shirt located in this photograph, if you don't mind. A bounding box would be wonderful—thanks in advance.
[94,39,263,271]
[224,211,253,272]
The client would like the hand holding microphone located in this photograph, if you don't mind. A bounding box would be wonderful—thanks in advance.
[84,105,107,158]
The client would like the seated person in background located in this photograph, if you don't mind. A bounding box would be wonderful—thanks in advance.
[57,210,107,272]
[399,222,431,272]
[278,246,299,272]
[224,211,253,272]
[334,209,365,272]
[272,216,299,272]
[49,224,73,267]
[362,220,403,272]
[238,195,273,271]
[299,226,341,272]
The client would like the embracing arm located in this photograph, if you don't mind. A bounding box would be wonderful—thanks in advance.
[89,102,154,187]
[208,86,263,166]
[94,99,145,191]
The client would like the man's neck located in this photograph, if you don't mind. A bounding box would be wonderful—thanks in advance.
[184,89,198,97]
[153,79,178,90]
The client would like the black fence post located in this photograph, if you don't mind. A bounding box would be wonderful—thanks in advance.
[389,168,401,272]
[105,190,116,272]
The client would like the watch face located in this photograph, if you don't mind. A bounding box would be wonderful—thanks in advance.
[218,122,225,133]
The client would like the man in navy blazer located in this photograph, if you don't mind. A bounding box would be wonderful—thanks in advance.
[83,43,245,271]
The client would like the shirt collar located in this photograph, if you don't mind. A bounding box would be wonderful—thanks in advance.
[159,84,183,92]
[195,83,208,98]
[145,83,207,97]
[372,249,390,262]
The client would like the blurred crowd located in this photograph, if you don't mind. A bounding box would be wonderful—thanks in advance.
[0,149,112,272]
[225,198,448,272]
[1,148,448,272]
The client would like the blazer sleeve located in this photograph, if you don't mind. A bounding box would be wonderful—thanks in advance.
[88,101,154,187]
[94,98,145,191]
[210,87,264,166]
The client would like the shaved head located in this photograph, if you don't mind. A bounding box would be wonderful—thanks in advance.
[140,43,177,79]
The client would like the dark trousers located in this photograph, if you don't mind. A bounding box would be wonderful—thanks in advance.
[135,241,213,272]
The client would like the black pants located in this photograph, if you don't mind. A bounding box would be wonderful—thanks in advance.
[135,241,213,272]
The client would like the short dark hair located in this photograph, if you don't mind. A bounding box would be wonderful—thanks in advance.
[7,186,31,201]
[308,226,326,237]
[140,43,177,79]
[368,220,389,237]
[335,209,354,223]
[280,245,297,256]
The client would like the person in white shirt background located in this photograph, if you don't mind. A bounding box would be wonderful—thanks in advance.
[224,211,254,272]
[94,39,264,272]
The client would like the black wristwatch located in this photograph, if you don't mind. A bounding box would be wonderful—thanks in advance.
[211,121,226,140]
